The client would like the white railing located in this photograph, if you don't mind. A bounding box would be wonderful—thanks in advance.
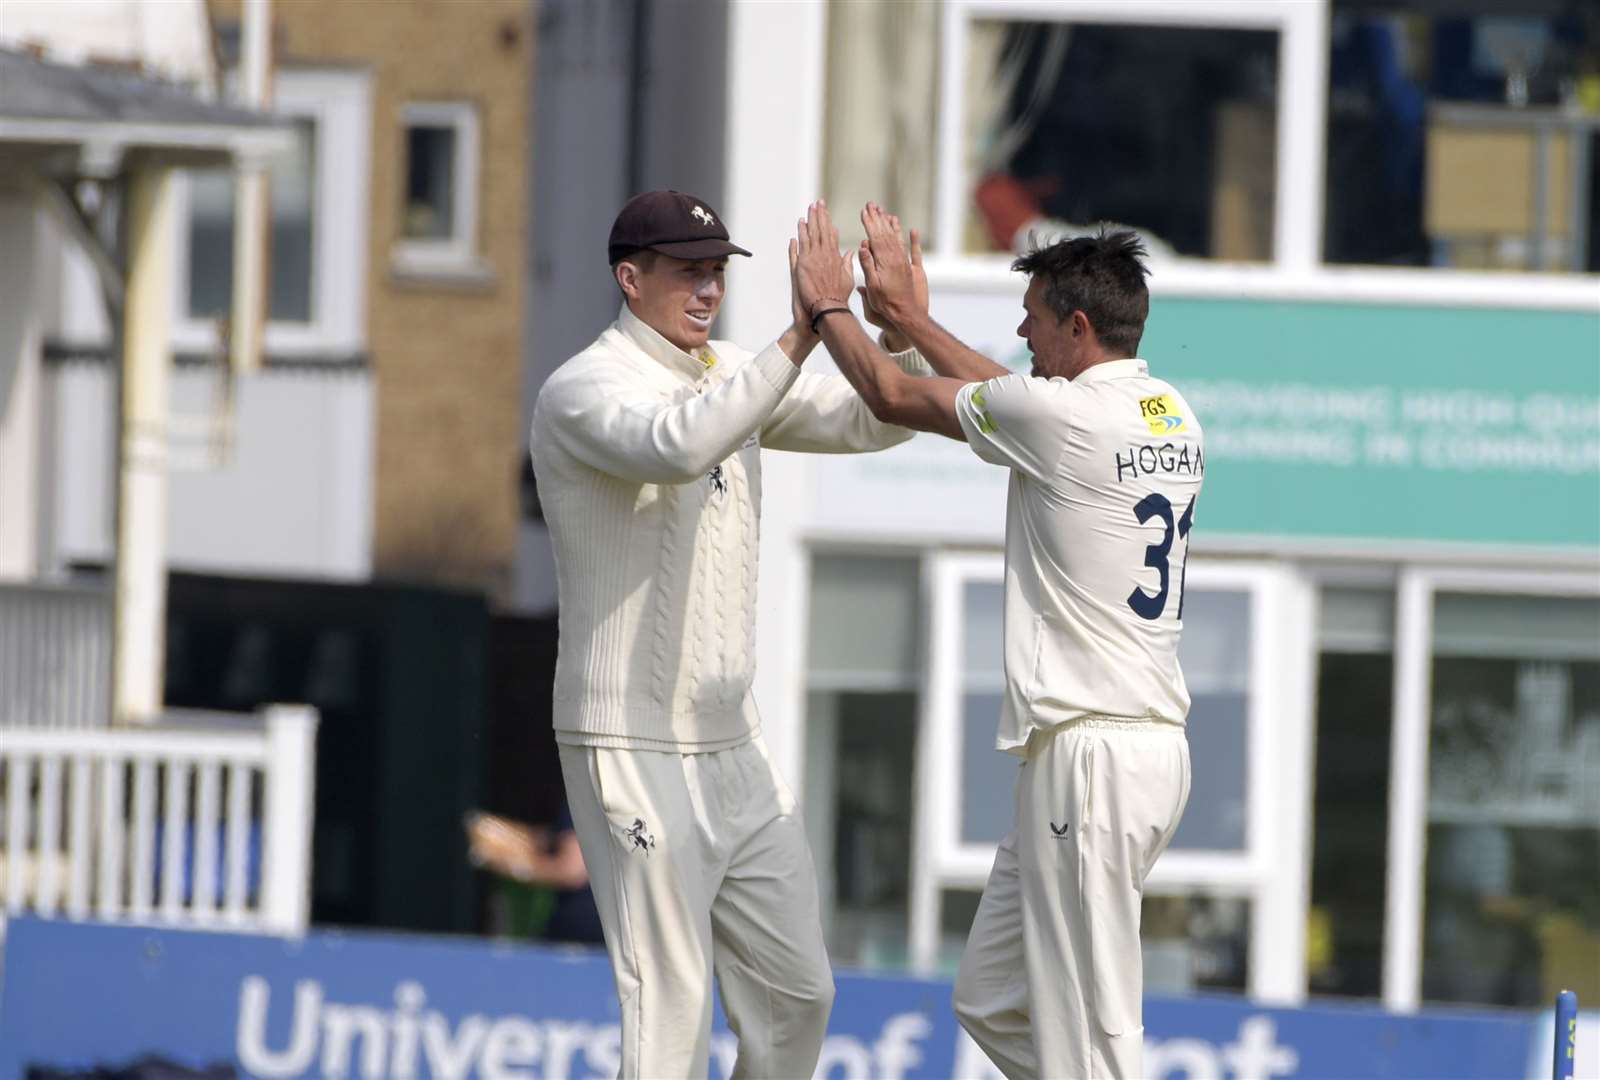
[0,704,317,937]
[0,582,113,729]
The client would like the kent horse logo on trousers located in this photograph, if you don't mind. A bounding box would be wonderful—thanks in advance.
[625,819,656,854]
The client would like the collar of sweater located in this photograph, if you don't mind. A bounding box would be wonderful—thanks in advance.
[616,304,719,385]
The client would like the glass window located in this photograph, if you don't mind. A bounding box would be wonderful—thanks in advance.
[952,583,1251,850]
[805,554,922,971]
[807,554,921,689]
[1144,893,1251,996]
[1310,650,1393,1000]
[963,20,1280,260]
[395,101,479,268]
[814,689,919,971]
[959,580,1014,845]
[1325,3,1600,272]
[1422,593,1600,1009]
[403,124,458,241]
[1171,589,1250,851]
[187,117,317,323]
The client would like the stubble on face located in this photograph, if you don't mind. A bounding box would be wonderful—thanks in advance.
[1020,278,1070,379]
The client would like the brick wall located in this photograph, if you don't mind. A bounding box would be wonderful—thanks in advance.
[210,0,532,598]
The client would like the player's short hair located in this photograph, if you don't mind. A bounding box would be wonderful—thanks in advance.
[612,248,659,298]
[612,248,660,273]
[1012,228,1151,357]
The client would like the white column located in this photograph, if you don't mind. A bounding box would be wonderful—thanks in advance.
[260,704,319,935]
[722,0,829,791]
[1250,566,1319,1004]
[1275,0,1330,271]
[1383,569,1435,1011]
[0,195,43,579]
[113,166,177,724]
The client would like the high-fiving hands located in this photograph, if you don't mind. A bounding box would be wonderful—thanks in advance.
[857,202,928,334]
[790,201,857,334]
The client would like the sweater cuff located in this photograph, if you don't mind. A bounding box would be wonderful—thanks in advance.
[752,341,804,394]
[889,346,934,377]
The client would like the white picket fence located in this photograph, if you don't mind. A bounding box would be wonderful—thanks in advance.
[0,704,317,937]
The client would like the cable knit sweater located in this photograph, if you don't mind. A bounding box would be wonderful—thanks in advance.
[531,305,928,751]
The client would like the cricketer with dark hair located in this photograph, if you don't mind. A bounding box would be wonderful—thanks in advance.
[792,201,1206,1080]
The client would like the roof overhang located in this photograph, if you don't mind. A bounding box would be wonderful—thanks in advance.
[0,116,295,177]
[0,46,294,181]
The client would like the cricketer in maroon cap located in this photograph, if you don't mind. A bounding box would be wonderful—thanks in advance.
[528,197,935,1078]
[606,189,755,356]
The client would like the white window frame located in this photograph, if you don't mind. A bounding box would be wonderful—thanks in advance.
[390,101,486,281]
[910,553,1318,1004]
[931,0,1600,313]
[172,67,372,359]
[1382,565,1600,1012]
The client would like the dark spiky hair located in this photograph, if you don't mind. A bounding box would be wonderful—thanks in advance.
[1011,228,1151,356]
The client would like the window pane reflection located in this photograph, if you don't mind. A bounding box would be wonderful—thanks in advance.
[1326,4,1600,272]
[960,582,1013,845]
[188,117,317,323]
[1422,593,1600,1009]
[1172,589,1250,851]
[965,21,1280,261]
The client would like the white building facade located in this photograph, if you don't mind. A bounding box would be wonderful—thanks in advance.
[644,0,1600,1017]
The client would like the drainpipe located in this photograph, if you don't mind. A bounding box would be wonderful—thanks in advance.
[230,0,271,375]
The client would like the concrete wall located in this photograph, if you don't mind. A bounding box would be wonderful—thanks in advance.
[49,362,374,580]
[0,196,43,579]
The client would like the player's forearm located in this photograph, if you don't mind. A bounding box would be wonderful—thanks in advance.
[777,322,821,368]
[816,312,909,423]
[896,310,1010,382]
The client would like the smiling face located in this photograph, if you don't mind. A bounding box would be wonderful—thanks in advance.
[615,252,728,353]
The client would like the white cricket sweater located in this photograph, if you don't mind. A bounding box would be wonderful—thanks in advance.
[531,304,927,752]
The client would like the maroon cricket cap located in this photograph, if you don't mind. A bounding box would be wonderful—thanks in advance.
[607,190,752,265]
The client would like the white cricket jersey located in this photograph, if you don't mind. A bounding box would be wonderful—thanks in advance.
[954,358,1205,753]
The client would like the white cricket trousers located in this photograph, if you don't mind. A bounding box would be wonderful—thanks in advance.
[953,719,1190,1080]
[558,735,835,1079]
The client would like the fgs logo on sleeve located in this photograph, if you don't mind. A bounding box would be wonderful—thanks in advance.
[1139,395,1185,435]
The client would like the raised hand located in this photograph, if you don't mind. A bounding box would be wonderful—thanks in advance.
[792,200,856,330]
[858,203,928,331]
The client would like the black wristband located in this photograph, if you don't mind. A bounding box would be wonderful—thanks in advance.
[810,306,852,333]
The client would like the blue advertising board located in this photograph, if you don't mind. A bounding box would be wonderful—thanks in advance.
[0,917,1582,1079]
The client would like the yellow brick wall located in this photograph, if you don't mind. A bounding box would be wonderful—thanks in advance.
[209,0,531,598]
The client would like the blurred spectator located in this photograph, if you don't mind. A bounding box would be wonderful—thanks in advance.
[465,808,603,945]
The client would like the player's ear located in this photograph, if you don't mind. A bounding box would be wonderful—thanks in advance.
[615,260,640,301]
[1070,310,1091,338]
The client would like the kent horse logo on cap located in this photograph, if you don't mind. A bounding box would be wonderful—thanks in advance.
[691,206,715,226]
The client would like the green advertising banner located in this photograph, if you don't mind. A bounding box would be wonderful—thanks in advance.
[1137,300,1600,551]
[811,292,1599,554]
